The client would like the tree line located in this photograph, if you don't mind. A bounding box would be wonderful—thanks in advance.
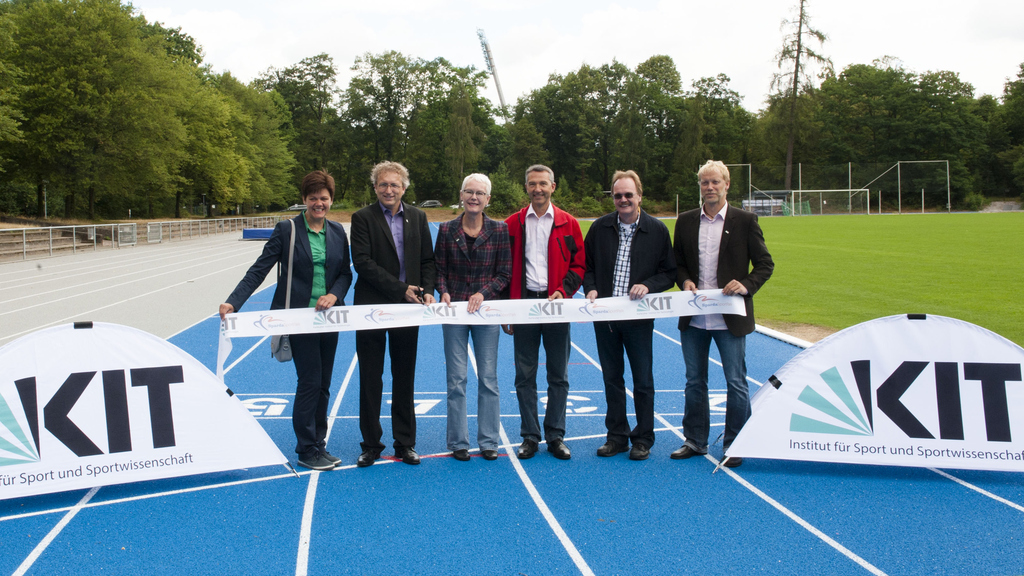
[1,0,1023,221]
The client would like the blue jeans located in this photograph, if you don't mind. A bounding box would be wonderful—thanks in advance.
[679,328,749,451]
[512,322,570,442]
[443,324,501,451]
[594,320,655,448]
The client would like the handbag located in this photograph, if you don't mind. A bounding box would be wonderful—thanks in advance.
[271,219,297,362]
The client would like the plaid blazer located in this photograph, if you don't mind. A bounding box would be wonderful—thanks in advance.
[434,214,511,301]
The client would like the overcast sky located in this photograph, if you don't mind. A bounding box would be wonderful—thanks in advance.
[129,0,1024,111]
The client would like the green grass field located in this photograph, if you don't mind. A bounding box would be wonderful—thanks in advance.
[579,212,1024,346]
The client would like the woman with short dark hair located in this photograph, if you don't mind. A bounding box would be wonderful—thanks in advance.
[219,170,352,471]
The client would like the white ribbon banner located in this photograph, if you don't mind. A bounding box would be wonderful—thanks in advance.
[217,290,744,378]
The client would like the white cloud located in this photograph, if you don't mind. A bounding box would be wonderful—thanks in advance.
[131,0,1024,109]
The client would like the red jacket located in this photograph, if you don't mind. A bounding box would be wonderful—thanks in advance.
[505,204,585,299]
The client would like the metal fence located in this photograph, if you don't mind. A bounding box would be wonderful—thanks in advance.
[723,160,952,215]
[0,216,279,262]
[0,224,136,262]
[144,216,280,244]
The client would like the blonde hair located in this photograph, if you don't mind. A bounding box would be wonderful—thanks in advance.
[697,160,730,185]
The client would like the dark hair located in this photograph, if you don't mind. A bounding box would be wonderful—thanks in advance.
[301,170,335,200]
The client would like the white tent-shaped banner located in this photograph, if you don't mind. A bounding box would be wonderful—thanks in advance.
[0,322,287,500]
[727,315,1024,472]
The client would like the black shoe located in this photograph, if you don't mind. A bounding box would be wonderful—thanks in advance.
[297,452,336,471]
[356,449,380,468]
[452,449,470,462]
[321,450,341,466]
[723,456,743,468]
[481,449,498,461]
[517,439,538,459]
[596,441,629,457]
[670,445,706,460]
[547,439,571,460]
[396,447,420,465]
[629,444,650,461]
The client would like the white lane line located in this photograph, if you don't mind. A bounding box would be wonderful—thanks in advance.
[573,340,886,576]
[465,339,594,576]
[0,251,256,318]
[224,336,271,374]
[497,424,595,576]
[709,455,887,576]
[0,241,255,293]
[653,329,764,388]
[0,425,710,525]
[295,352,358,576]
[0,244,258,302]
[0,260,253,344]
[0,474,298,523]
[12,486,100,576]
[929,468,1024,513]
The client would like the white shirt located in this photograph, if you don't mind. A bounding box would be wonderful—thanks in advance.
[524,203,554,292]
[691,203,728,331]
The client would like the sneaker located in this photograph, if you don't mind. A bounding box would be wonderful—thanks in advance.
[297,452,336,471]
[321,451,341,466]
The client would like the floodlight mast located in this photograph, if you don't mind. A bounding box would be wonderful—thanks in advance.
[477,29,508,116]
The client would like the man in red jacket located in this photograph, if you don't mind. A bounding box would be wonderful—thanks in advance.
[502,165,585,460]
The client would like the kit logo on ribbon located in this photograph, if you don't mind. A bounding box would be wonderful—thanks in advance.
[637,295,673,314]
[529,301,564,318]
[314,309,350,326]
[423,304,457,319]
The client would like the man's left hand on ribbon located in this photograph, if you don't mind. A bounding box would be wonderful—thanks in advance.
[404,284,436,305]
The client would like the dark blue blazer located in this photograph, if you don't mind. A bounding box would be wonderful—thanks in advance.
[227,215,352,312]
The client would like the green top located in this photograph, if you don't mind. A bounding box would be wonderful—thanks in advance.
[303,213,327,307]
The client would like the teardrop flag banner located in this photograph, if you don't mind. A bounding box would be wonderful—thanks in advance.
[727,315,1024,473]
[0,322,287,501]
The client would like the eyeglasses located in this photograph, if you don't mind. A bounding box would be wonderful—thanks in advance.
[461,189,489,197]
[376,182,403,191]
[613,192,635,200]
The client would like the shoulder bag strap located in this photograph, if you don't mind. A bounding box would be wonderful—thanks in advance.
[284,218,296,310]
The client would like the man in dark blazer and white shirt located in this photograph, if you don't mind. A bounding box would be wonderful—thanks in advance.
[350,161,436,467]
[672,160,773,467]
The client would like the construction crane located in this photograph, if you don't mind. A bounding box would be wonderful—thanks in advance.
[476,29,508,115]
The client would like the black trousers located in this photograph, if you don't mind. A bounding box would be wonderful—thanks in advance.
[356,325,419,452]
[289,332,339,457]
[593,319,656,448]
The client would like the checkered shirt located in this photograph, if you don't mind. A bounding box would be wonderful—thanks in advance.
[612,221,637,297]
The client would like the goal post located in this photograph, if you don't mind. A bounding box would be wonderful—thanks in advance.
[743,189,871,216]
